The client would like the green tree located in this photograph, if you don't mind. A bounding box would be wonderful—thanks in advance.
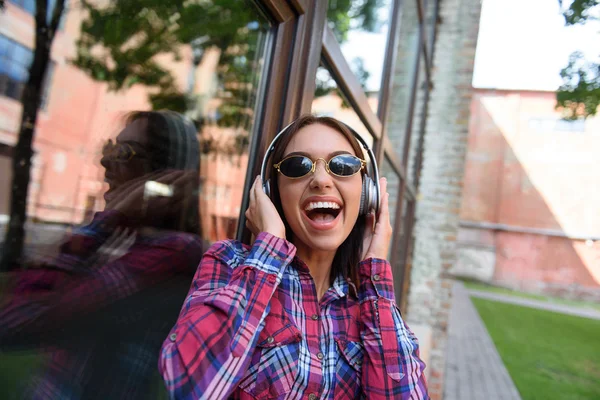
[72,0,383,118]
[557,0,600,119]
[0,0,67,271]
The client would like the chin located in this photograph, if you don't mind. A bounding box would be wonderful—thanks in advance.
[302,234,346,253]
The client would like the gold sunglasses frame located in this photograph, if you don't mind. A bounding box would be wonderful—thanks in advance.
[273,154,367,179]
[102,139,137,163]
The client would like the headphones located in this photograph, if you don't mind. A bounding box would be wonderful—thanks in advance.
[260,119,381,216]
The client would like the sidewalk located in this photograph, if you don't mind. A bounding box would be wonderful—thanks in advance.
[444,281,521,400]
[467,289,600,321]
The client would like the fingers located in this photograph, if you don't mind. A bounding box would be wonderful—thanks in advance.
[375,178,392,235]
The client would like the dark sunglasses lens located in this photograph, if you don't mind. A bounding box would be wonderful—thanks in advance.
[279,156,313,177]
[329,155,362,176]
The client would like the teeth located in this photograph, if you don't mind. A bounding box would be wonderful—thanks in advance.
[304,201,341,211]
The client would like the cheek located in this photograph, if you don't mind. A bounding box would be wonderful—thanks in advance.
[278,181,301,221]
[344,177,364,213]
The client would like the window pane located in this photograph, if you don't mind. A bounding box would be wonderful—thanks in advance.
[380,154,401,259]
[327,0,392,113]
[424,0,438,58]
[313,65,374,149]
[0,1,270,398]
[407,53,427,184]
[388,195,413,294]
[9,0,59,21]
[0,35,53,101]
[385,0,420,162]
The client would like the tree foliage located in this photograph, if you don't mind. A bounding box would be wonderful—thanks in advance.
[72,0,384,120]
[557,0,600,119]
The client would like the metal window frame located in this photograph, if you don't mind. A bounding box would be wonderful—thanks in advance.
[240,0,441,307]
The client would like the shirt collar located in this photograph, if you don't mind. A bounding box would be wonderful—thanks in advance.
[291,257,358,300]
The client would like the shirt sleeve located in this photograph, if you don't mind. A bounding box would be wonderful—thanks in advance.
[158,232,296,400]
[358,258,429,399]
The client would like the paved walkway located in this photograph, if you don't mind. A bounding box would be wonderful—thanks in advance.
[444,281,522,400]
[467,289,600,321]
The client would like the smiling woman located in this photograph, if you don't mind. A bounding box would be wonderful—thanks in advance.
[158,115,429,399]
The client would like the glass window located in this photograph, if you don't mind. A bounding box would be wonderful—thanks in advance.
[9,0,59,22]
[424,0,438,58]
[327,0,393,113]
[389,196,413,297]
[313,65,374,149]
[385,0,420,162]
[0,1,270,397]
[0,35,52,102]
[380,154,402,259]
[407,54,427,183]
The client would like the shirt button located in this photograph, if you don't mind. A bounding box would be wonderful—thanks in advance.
[169,333,177,342]
[267,336,274,344]
[373,274,381,281]
[308,394,318,400]
[317,352,324,360]
[311,314,319,321]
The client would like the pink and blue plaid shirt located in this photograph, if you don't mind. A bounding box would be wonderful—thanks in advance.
[159,232,428,399]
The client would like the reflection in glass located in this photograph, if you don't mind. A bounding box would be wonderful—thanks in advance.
[425,0,438,58]
[312,65,374,149]
[380,155,401,260]
[385,0,420,162]
[0,1,268,398]
[407,55,428,183]
[327,0,392,108]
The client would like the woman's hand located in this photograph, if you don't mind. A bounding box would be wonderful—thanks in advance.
[106,170,193,222]
[245,176,286,239]
[362,177,393,261]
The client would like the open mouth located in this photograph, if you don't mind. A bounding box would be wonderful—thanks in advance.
[304,201,342,224]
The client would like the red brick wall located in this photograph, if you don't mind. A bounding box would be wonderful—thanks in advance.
[460,89,600,295]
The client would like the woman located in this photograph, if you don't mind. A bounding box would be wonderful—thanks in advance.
[159,115,428,399]
[1,111,206,399]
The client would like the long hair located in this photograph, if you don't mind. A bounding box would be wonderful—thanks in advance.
[267,115,367,287]
[123,111,201,235]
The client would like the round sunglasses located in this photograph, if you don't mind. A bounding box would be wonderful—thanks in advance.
[102,139,138,163]
[273,154,366,179]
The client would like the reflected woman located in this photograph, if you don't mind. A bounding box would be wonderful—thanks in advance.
[0,111,206,399]
[159,115,428,399]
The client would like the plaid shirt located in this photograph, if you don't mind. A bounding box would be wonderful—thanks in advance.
[0,211,205,399]
[159,232,428,399]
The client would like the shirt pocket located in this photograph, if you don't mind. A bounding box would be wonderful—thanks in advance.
[238,315,302,399]
[334,339,364,399]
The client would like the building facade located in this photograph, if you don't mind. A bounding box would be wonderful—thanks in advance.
[457,88,600,301]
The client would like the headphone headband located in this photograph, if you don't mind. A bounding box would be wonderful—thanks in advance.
[260,118,381,216]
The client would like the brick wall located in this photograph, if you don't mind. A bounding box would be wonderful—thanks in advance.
[396,0,483,399]
[455,89,600,300]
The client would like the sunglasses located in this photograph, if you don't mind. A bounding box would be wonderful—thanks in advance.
[274,154,366,179]
[102,139,138,163]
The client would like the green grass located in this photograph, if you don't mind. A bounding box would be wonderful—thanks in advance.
[463,280,600,312]
[472,298,600,400]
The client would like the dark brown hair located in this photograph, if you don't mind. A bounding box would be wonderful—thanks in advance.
[123,111,201,235]
[267,114,367,287]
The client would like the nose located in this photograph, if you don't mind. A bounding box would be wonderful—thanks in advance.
[100,153,111,170]
[309,158,333,190]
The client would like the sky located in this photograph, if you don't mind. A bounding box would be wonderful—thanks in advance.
[472,0,600,91]
[341,0,599,93]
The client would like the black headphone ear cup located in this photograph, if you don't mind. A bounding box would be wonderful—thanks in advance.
[263,179,271,198]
